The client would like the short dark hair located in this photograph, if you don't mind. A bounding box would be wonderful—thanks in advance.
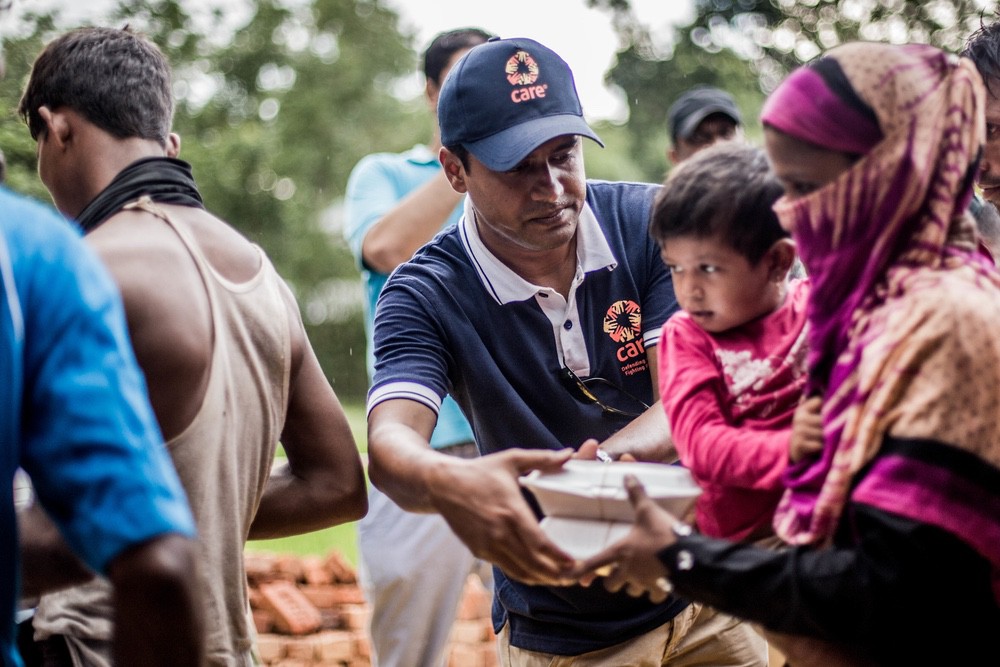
[422,27,493,86]
[650,143,787,265]
[962,19,1000,96]
[18,26,173,144]
[444,143,471,171]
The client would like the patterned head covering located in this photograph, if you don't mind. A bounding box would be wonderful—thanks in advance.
[762,43,1000,598]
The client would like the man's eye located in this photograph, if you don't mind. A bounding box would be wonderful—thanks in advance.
[700,265,717,274]
[988,123,1000,140]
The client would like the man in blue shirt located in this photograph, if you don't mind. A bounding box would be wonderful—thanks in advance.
[343,28,494,667]
[1,185,203,667]
[366,37,767,665]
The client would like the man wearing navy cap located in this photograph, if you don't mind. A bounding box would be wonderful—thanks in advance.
[366,37,766,665]
[667,85,744,165]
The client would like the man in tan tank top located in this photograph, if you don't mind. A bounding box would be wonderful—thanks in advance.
[16,26,368,667]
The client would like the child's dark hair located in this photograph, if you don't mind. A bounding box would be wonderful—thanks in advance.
[423,27,494,87]
[18,26,173,145]
[650,142,787,264]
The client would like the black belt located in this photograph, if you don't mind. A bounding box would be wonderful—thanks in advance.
[436,441,479,459]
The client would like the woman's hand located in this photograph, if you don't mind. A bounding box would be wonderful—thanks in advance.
[790,396,824,463]
[570,475,683,603]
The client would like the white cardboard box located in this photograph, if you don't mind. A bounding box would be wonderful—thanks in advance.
[519,460,701,559]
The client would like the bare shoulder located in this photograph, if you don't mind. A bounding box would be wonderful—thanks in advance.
[86,208,207,321]
[85,207,214,426]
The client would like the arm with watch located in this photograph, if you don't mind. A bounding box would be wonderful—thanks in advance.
[572,474,995,653]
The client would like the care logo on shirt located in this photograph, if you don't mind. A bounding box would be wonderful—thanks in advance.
[603,299,647,374]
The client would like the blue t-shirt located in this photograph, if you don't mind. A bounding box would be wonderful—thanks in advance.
[344,146,473,448]
[0,187,195,667]
[368,180,686,655]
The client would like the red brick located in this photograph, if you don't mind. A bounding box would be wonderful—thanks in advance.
[303,584,366,607]
[318,608,341,631]
[455,575,492,621]
[300,584,338,609]
[283,636,316,661]
[340,604,370,631]
[323,551,357,584]
[252,608,275,634]
[274,555,305,583]
[449,619,491,645]
[258,581,322,635]
[449,642,498,667]
[315,630,356,662]
[245,553,278,583]
[480,641,500,667]
[248,585,264,610]
[448,643,486,667]
[255,634,285,664]
[353,631,371,659]
[302,555,333,586]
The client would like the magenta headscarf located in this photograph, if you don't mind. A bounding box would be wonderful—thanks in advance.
[761,43,1000,598]
[761,58,883,157]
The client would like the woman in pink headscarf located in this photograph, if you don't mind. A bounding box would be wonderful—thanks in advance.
[575,42,1000,666]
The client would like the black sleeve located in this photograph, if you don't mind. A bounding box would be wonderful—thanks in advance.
[658,503,1000,664]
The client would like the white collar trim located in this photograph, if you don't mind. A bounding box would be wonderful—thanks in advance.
[458,198,617,305]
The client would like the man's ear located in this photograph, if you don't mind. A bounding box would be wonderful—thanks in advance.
[439,147,468,194]
[425,78,441,111]
[166,132,181,158]
[37,106,71,148]
[766,238,797,281]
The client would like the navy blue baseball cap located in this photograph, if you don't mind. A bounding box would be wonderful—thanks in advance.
[438,37,603,171]
[667,85,742,142]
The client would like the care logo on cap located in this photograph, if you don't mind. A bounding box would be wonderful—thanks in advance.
[505,50,539,85]
[505,50,548,103]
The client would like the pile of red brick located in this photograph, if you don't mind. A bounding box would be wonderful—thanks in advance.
[245,550,497,667]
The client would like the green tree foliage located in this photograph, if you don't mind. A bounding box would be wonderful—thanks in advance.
[685,0,998,90]
[588,0,998,182]
[607,32,764,183]
[584,0,764,183]
[0,10,55,201]
[1,0,431,401]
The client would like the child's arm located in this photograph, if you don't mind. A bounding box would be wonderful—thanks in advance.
[790,396,824,462]
[662,321,789,491]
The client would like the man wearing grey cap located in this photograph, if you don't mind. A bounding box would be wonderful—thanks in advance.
[366,37,766,665]
[667,85,744,165]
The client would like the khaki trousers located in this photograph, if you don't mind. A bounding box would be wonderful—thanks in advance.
[497,603,768,667]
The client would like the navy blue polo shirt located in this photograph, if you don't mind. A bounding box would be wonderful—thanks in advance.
[369,180,686,655]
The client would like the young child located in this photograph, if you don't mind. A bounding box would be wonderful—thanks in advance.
[651,142,807,542]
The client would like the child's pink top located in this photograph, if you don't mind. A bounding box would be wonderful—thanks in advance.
[659,278,810,541]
